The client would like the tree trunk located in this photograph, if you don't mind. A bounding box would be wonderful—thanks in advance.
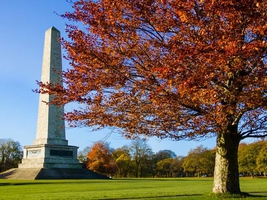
[213,129,241,194]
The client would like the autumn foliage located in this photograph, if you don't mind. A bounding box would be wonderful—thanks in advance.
[39,0,267,194]
[86,142,117,176]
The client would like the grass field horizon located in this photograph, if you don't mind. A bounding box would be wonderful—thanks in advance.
[0,177,266,199]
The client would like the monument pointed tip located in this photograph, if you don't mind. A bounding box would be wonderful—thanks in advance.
[48,26,60,32]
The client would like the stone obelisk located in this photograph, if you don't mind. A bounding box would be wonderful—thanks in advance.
[0,27,108,180]
[34,26,67,146]
[19,27,81,169]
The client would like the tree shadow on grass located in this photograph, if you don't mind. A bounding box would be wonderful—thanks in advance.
[0,179,91,186]
[247,192,267,198]
[206,192,267,199]
[104,194,202,200]
[0,182,55,186]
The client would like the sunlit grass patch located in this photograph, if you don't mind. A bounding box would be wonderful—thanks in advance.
[0,177,266,199]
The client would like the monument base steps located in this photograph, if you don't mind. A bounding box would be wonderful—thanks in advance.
[0,168,110,180]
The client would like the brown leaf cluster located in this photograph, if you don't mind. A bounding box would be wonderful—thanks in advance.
[87,141,117,175]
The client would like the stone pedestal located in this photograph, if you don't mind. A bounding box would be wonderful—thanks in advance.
[19,144,81,169]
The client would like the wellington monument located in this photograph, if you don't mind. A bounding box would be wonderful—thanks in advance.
[0,27,107,179]
[19,27,81,170]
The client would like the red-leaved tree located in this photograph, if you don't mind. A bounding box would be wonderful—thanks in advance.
[87,142,117,176]
[39,0,267,194]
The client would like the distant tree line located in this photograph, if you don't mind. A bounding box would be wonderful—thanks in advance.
[79,139,214,178]
[1,137,266,178]
[80,139,267,178]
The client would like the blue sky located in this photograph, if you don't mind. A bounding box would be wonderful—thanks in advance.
[0,0,217,156]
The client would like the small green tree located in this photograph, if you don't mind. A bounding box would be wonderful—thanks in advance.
[0,139,23,172]
[139,148,155,177]
[170,156,184,177]
[256,141,267,176]
[77,146,91,167]
[200,149,216,176]
[156,158,173,177]
[238,142,263,177]
[113,146,132,177]
[155,150,177,161]
[182,145,215,177]
[130,139,152,178]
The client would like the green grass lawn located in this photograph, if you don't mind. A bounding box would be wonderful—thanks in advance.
[0,177,266,200]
